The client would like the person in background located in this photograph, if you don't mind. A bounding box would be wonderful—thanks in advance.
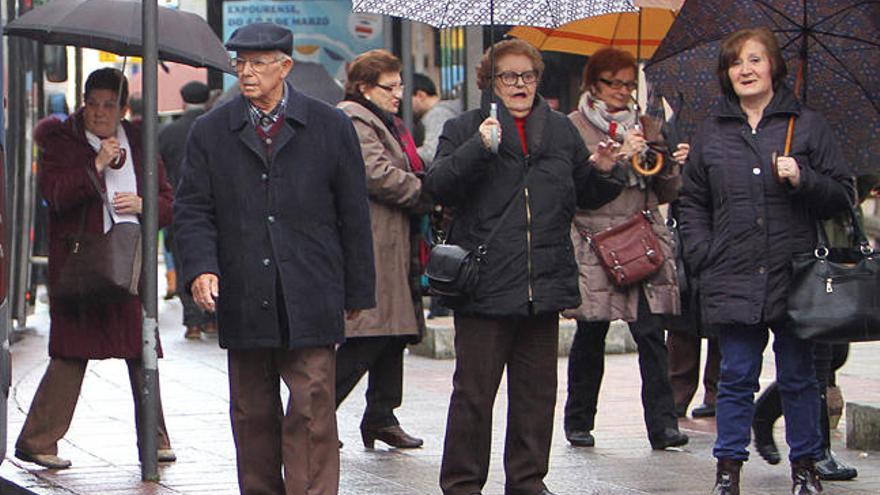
[159,81,218,339]
[173,23,375,494]
[411,72,461,320]
[562,47,689,451]
[679,27,853,495]
[667,332,721,418]
[15,67,176,469]
[412,72,462,166]
[426,39,623,495]
[334,49,428,450]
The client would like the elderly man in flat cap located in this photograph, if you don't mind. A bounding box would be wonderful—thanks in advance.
[173,22,375,494]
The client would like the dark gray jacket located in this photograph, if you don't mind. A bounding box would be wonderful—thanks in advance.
[680,86,853,326]
[174,84,376,349]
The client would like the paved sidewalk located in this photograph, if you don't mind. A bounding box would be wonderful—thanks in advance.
[2,290,879,494]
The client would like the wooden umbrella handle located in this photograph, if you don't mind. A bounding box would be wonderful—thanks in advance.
[631,152,664,176]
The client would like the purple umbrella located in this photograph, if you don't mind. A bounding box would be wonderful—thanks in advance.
[644,0,880,173]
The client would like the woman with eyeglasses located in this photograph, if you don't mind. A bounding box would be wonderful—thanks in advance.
[335,49,428,450]
[425,39,623,495]
[561,47,690,452]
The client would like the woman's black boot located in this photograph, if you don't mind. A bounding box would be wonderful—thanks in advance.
[791,458,823,494]
[711,458,741,495]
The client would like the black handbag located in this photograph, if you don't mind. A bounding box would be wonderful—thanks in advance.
[425,172,527,299]
[53,167,142,301]
[787,207,880,343]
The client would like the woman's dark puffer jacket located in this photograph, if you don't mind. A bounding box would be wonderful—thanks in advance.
[424,94,624,317]
[679,86,854,327]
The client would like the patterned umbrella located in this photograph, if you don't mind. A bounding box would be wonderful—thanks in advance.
[351,0,638,29]
[644,0,880,173]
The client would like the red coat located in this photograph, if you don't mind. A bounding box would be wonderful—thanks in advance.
[36,111,173,359]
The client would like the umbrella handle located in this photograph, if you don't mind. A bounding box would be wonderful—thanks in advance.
[784,116,795,156]
[769,116,796,184]
[631,152,664,176]
[489,103,499,154]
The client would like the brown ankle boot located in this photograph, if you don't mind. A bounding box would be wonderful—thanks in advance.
[791,457,823,494]
[164,269,177,300]
[711,458,741,495]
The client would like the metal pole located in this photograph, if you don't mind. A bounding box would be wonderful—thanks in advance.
[139,0,159,482]
[74,48,83,110]
[401,20,413,132]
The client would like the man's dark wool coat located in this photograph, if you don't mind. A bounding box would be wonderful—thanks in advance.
[173,84,376,350]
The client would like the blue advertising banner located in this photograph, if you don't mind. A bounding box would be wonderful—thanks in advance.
[223,0,384,89]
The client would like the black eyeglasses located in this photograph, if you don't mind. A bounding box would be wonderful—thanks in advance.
[598,77,638,91]
[496,70,539,86]
[375,82,405,93]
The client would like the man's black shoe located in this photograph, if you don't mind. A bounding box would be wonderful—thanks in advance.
[565,430,595,447]
[691,403,716,418]
[650,428,689,450]
[815,449,857,480]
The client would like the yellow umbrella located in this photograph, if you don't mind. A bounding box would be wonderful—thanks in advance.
[508,8,677,60]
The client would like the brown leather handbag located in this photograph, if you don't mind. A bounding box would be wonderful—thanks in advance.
[53,167,142,301]
[577,210,666,287]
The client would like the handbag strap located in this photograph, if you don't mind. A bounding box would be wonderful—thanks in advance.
[815,205,872,256]
[575,181,654,243]
[73,166,117,238]
[85,166,119,226]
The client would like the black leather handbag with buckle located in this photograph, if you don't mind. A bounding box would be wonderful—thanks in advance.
[787,206,880,343]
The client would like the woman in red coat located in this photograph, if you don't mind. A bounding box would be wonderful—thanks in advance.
[14,68,176,469]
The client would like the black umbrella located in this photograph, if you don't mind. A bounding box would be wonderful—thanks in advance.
[644,0,880,173]
[3,0,232,73]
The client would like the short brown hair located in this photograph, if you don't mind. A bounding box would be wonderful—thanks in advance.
[475,39,544,91]
[581,48,637,93]
[717,27,787,99]
[344,49,401,97]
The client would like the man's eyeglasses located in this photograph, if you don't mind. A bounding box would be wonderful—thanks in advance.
[598,77,638,91]
[495,70,539,86]
[375,82,405,93]
[231,57,285,73]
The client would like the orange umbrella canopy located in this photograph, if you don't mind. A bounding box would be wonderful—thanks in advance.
[508,8,676,60]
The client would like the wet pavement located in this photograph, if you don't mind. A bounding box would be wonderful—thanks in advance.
[1,284,879,494]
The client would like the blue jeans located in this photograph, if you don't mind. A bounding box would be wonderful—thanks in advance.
[713,323,823,461]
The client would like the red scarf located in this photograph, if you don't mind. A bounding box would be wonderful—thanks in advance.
[393,116,424,173]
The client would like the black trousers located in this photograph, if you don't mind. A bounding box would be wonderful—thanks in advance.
[564,292,678,438]
[440,313,558,495]
[335,335,407,429]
